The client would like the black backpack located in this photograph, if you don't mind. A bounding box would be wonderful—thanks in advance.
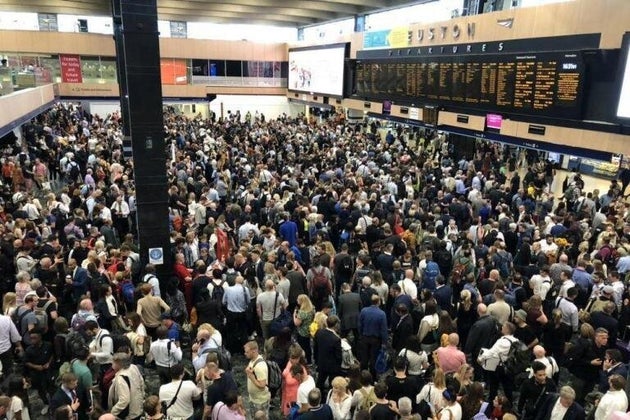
[501,337,531,376]
[211,280,226,302]
[129,255,143,284]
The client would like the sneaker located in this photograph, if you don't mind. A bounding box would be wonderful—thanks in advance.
[41,407,49,415]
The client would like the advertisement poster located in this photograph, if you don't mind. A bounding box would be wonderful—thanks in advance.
[60,54,83,83]
[160,59,188,85]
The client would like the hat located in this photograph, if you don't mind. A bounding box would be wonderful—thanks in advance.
[603,285,614,295]
[85,314,98,323]
[514,309,528,321]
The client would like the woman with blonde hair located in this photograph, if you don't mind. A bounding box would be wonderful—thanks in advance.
[371,271,389,307]
[327,376,352,419]
[293,294,315,364]
[14,271,32,306]
[452,363,475,395]
[416,368,448,413]
[3,292,17,317]
[456,289,478,348]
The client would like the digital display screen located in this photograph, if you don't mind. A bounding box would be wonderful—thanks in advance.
[383,100,392,115]
[288,44,347,97]
[616,35,630,119]
[486,114,503,130]
[355,51,584,119]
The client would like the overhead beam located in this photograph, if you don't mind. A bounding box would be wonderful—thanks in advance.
[157,7,318,24]
[171,0,362,15]
[156,1,341,20]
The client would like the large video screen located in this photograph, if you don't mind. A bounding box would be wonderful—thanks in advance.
[355,51,585,119]
[289,43,347,97]
[616,34,630,119]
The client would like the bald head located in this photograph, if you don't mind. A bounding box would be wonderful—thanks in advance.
[362,276,372,287]
[405,269,414,279]
[477,303,488,316]
[265,280,275,290]
[99,415,116,420]
[533,345,546,358]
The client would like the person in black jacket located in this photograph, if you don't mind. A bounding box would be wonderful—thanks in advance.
[535,385,585,420]
[518,361,557,420]
[313,315,343,394]
[50,372,91,420]
[392,304,414,352]
[194,288,224,332]
[464,304,499,380]
[590,301,619,348]
[433,275,453,316]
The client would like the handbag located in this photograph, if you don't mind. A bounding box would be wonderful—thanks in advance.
[270,292,293,336]
[417,385,433,420]
[375,347,389,375]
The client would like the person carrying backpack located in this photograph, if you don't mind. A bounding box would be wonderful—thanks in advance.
[13,292,40,347]
[477,321,520,403]
[307,256,333,311]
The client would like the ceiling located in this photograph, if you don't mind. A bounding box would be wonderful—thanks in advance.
[0,0,422,27]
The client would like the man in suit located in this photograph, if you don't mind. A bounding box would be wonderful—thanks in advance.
[337,283,361,346]
[66,258,89,303]
[535,385,585,420]
[464,304,499,381]
[50,372,91,420]
[433,275,453,315]
[392,304,414,352]
[590,301,619,348]
[313,315,343,394]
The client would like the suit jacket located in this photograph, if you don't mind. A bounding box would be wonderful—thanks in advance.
[464,314,498,358]
[434,285,453,315]
[535,395,585,420]
[590,311,619,347]
[313,328,342,373]
[50,385,90,420]
[72,267,89,301]
[337,292,361,331]
[392,314,414,352]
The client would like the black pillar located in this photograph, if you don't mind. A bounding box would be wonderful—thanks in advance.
[111,0,172,280]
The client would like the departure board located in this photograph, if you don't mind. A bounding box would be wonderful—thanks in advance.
[354,51,584,119]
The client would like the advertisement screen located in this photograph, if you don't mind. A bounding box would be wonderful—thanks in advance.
[486,114,503,130]
[616,34,630,119]
[289,44,347,97]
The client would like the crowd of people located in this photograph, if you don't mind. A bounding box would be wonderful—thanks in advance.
[0,101,628,420]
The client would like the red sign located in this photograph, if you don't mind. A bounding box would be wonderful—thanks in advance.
[60,54,83,83]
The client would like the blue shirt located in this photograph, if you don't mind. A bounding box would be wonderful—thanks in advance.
[167,322,180,341]
[222,284,250,313]
[279,220,298,248]
[359,305,388,343]
[572,268,592,291]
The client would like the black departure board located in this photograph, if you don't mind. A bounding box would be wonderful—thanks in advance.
[354,51,584,119]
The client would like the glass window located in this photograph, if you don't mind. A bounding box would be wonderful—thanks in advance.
[225,60,242,77]
[81,56,101,83]
[209,60,225,77]
[192,59,208,76]
[99,57,117,83]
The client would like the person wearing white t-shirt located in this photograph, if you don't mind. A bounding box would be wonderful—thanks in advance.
[594,374,629,420]
[292,363,316,414]
[529,267,552,301]
[159,363,201,420]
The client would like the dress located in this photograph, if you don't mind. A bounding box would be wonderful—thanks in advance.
[282,360,304,415]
